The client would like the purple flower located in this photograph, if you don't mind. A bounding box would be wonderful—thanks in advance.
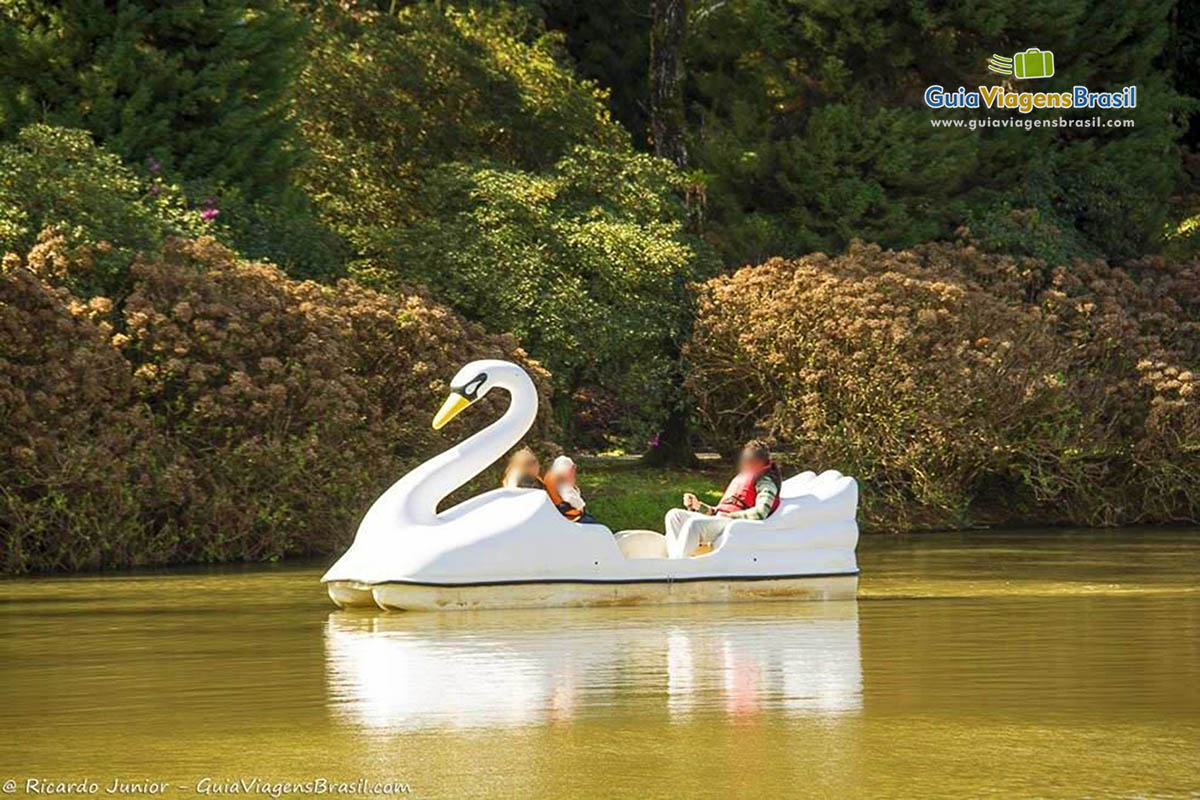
[199,196,220,221]
[649,432,661,447]
[148,183,160,196]
[147,157,161,173]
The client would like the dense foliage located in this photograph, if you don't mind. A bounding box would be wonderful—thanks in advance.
[297,4,710,441]
[0,235,551,573]
[0,125,215,297]
[548,0,1190,266]
[0,0,305,201]
[687,242,1200,529]
[388,150,702,441]
[538,0,651,145]
[1,0,1199,573]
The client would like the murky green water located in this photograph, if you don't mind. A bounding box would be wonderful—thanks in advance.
[1,530,1198,799]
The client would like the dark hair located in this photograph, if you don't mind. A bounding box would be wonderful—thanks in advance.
[742,439,771,462]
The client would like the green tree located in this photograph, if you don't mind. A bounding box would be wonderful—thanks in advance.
[0,0,305,200]
[537,0,652,146]
[297,3,711,446]
[389,147,702,444]
[682,0,1186,265]
[541,0,1188,265]
[296,3,628,239]
[683,0,1187,264]
[1168,0,1200,149]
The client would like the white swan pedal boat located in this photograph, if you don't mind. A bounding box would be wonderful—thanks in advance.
[322,360,860,611]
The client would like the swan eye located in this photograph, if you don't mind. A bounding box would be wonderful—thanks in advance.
[458,373,487,400]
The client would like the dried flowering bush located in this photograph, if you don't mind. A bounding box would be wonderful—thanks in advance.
[1,236,552,573]
[687,241,1200,530]
[0,242,154,571]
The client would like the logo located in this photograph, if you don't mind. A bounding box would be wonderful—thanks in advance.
[988,48,1055,79]
[923,46,1136,119]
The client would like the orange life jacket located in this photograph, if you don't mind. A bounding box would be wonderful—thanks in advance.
[543,475,583,521]
[715,462,782,516]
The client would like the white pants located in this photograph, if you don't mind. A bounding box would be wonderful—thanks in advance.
[664,508,731,559]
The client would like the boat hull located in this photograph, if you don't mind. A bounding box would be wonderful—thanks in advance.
[327,573,859,611]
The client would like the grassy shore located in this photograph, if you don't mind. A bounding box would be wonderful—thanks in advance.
[577,460,729,532]
[437,458,732,534]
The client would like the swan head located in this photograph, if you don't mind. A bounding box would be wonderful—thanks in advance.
[432,360,514,430]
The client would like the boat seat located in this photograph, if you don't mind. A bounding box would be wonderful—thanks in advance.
[615,529,668,559]
[671,470,858,558]
[750,470,858,530]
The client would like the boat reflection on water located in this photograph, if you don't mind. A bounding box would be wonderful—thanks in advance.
[324,601,861,731]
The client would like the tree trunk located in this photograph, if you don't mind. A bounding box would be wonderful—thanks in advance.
[645,0,698,468]
[649,0,688,168]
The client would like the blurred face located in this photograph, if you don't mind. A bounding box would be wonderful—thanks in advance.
[740,449,767,471]
[517,453,540,475]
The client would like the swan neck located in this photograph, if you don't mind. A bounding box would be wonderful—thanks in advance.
[368,370,537,529]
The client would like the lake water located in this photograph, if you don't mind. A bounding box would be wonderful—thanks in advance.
[1,530,1197,798]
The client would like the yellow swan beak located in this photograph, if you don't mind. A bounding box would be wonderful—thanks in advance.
[432,392,472,430]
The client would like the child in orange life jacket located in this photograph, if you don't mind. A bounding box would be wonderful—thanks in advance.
[544,456,598,525]
[664,439,781,558]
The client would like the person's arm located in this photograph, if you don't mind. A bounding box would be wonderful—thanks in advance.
[723,476,778,520]
[684,492,716,515]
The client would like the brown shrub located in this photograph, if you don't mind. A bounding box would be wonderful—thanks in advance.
[686,241,1200,530]
[1,236,552,573]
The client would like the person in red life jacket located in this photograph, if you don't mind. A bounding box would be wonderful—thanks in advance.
[663,439,782,558]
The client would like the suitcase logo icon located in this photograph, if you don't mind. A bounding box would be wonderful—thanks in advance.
[987,48,1055,80]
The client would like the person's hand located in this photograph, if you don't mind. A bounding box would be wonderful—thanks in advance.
[682,492,699,511]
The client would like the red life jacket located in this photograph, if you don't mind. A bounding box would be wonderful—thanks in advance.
[715,462,782,516]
